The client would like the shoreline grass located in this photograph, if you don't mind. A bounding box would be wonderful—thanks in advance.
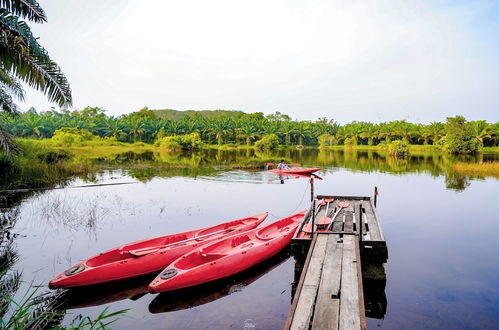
[451,162,499,178]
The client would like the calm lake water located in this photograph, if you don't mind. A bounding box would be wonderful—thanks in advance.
[2,149,499,329]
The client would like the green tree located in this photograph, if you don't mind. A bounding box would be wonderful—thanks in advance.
[442,116,480,154]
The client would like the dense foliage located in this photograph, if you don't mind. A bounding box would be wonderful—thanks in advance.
[388,140,410,157]
[441,116,481,154]
[2,108,498,153]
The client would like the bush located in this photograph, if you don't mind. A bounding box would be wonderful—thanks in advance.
[318,134,336,148]
[441,116,480,154]
[255,134,279,151]
[158,132,201,151]
[344,137,354,147]
[377,141,388,150]
[388,140,409,157]
[51,128,96,146]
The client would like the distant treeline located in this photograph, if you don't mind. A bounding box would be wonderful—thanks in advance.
[2,106,498,147]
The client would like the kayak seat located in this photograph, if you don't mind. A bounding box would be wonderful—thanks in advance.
[198,248,225,260]
[255,229,274,240]
[231,235,250,247]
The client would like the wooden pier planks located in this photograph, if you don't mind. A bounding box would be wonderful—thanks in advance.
[311,234,342,330]
[286,232,366,330]
[338,235,362,329]
[293,195,388,263]
[289,234,328,329]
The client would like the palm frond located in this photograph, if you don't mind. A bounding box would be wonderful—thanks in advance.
[0,11,47,58]
[0,86,20,114]
[0,31,72,107]
[0,0,46,23]
[0,68,24,101]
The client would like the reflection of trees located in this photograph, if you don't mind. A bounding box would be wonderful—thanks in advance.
[444,172,471,191]
[0,208,21,317]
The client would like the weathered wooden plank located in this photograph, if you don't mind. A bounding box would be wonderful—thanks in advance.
[361,200,381,241]
[344,211,354,233]
[311,234,342,330]
[339,235,361,330]
[286,234,319,329]
[369,199,386,241]
[290,234,328,330]
[355,235,367,330]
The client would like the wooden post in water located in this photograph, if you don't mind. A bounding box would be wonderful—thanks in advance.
[311,199,316,237]
[374,186,378,207]
[359,203,363,257]
[310,176,315,202]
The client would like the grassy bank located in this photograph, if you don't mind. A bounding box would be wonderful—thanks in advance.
[452,162,499,179]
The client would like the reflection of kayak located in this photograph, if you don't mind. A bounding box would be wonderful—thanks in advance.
[148,250,290,313]
[49,213,267,288]
[64,274,154,309]
[288,173,323,180]
[268,168,320,175]
[149,211,306,293]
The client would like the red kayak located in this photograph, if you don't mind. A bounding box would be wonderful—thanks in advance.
[49,213,267,288]
[148,210,306,293]
[268,168,320,175]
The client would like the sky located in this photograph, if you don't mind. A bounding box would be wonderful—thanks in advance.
[20,0,499,123]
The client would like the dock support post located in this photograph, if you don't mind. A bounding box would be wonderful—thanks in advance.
[310,176,315,202]
[359,203,363,258]
[374,186,378,207]
[311,199,316,237]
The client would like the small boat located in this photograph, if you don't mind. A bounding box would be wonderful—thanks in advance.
[268,168,320,175]
[148,250,289,313]
[49,213,268,288]
[148,210,306,293]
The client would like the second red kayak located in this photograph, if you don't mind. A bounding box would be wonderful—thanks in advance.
[148,210,307,293]
[268,168,320,175]
[49,213,267,288]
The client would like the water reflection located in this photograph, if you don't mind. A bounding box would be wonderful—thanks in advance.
[95,148,499,191]
[63,274,154,309]
[1,147,498,329]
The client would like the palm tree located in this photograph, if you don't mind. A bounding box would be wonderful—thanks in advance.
[239,121,258,145]
[1,0,72,154]
[359,122,379,146]
[468,120,493,147]
[427,121,445,145]
[280,122,296,145]
[295,121,311,146]
[100,117,124,139]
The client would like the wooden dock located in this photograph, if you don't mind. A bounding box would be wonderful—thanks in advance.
[285,195,387,330]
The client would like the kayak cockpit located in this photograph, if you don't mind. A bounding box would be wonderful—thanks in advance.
[255,217,295,240]
[176,249,226,269]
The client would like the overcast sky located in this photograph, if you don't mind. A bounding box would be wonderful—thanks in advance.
[20,0,499,123]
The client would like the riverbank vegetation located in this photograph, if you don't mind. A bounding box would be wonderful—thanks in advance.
[452,162,499,179]
[1,108,497,154]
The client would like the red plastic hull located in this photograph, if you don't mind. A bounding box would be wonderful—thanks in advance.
[148,210,307,293]
[268,168,320,175]
[49,213,267,288]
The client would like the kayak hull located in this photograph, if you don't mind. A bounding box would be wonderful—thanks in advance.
[49,213,267,288]
[268,168,320,175]
[148,210,306,293]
